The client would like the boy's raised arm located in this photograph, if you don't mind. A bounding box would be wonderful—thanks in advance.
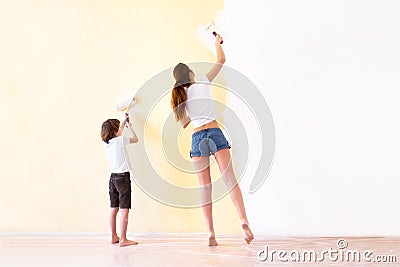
[125,114,138,143]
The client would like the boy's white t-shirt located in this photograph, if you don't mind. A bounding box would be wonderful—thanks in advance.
[104,136,130,173]
[186,76,218,128]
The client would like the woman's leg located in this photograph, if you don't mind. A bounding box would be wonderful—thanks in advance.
[193,156,218,246]
[214,148,254,244]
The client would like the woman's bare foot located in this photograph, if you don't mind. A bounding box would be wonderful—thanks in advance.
[119,239,139,247]
[242,223,254,244]
[208,235,218,246]
[111,235,120,244]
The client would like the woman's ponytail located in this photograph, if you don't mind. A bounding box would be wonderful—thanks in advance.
[171,63,193,122]
[171,83,187,122]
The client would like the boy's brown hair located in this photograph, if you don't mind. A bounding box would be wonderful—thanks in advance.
[101,119,120,144]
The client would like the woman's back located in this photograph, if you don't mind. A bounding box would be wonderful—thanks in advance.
[186,76,218,128]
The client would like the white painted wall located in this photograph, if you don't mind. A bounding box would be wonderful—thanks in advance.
[217,0,400,236]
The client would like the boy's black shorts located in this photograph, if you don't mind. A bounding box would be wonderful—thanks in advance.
[109,172,131,209]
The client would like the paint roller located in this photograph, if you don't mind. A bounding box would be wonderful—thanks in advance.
[115,97,136,127]
[116,97,136,112]
[205,22,223,44]
[196,22,223,52]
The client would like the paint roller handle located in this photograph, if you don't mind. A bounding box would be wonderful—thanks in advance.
[213,32,223,44]
[125,113,130,128]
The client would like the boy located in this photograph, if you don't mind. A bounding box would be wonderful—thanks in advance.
[101,113,139,247]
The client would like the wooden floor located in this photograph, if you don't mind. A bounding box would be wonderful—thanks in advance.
[1,234,399,266]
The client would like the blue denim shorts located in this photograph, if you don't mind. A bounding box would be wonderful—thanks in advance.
[190,128,231,157]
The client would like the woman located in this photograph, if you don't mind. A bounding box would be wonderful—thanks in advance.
[170,35,253,246]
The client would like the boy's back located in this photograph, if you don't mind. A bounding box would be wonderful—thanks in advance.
[104,136,130,173]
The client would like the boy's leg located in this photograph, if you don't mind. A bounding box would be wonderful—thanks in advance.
[113,174,138,247]
[109,177,120,244]
[109,207,120,244]
[119,208,138,247]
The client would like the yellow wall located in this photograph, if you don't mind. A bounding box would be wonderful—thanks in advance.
[0,0,246,234]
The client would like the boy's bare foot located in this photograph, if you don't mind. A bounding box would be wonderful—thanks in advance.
[208,235,218,246]
[119,239,139,247]
[111,235,120,244]
[242,223,254,244]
